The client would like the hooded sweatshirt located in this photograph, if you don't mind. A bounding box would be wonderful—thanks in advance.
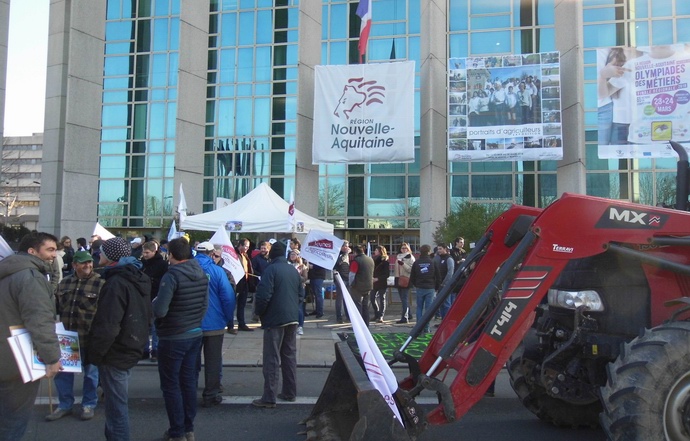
[0,253,61,381]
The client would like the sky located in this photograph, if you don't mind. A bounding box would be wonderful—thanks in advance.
[4,0,49,137]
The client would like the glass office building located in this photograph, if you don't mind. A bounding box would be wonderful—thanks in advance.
[41,0,690,250]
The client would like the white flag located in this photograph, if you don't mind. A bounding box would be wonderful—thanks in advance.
[93,222,116,240]
[335,272,403,425]
[167,221,178,242]
[301,230,344,270]
[0,235,13,261]
[209,224,245,284]
[178,184,188,224]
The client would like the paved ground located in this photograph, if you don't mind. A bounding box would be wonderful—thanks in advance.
[219,292,420,367]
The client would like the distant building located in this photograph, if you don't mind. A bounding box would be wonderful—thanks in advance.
[1,133,42,230]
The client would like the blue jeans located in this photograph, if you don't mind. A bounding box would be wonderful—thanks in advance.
[158,336,202,438]
[439,293,457,320]
[262,324,298,403]
[397,287,410,320]
[99,364,132,441]
[54,362,99,409]
[309,279,324,316]
[416,288,435,331]
[598,101,613,145]
[0,379,40,441]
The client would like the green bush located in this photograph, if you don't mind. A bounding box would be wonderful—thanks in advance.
[432,201,509,247]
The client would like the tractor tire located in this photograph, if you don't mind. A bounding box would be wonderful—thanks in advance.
[508,328,601,428]
[600,321,690,441]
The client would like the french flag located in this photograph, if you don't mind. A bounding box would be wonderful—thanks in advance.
[356,0,372,62]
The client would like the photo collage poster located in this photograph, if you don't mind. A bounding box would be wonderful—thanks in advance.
[448,52,563,162]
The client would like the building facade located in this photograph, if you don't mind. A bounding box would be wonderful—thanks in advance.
[40,0,690,252]
[1,133,42,230]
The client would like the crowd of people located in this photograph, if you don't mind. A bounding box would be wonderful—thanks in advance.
[0,231,470,441]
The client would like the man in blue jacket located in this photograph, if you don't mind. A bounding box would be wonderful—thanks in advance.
[252,241,304,408]
[194,242,235,407]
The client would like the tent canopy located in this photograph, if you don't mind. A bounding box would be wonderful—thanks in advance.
[180,183,334,234]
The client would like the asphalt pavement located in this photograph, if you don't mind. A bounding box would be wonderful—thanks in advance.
[24,296,605,440]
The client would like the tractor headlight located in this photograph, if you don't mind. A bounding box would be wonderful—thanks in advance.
[547,289,604,312]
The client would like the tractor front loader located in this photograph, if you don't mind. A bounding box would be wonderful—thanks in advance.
[304,142,690,441]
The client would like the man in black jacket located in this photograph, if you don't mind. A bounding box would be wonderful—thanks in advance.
[252,241,303,408]
[88,237,151,441]
[153,238,208,441]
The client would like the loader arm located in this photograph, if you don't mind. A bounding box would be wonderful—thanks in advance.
[401,192,690,427]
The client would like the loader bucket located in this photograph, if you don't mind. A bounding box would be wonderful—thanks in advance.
[302,340,415,441]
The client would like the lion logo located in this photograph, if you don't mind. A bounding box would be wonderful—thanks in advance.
[333,77,385,119]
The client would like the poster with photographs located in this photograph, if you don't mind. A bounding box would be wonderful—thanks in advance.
[597,43,690,159]
[448,52,563,162]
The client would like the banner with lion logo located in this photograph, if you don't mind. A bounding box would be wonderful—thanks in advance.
[313,61,415,164]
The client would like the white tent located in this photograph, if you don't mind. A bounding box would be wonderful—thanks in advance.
[180,182,334,234]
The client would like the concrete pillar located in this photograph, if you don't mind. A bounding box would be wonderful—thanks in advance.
[41,0,105,238]
[555,0,586,196]
[175,3,209,216]
[419,0,448,245]
[294,1,321,219]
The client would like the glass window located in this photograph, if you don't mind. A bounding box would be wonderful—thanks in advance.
[166,103,177,138]
[103,90,129,103]
[102,105,129,127]
[106,42,132,55]
[101,142,127,155]
[217,100,235,137]
[409,0,420,33]
[329,42,347,64]
[170,18,180,50]
[221,13,237,47]
[679,1,690,15]
[256,10,273,44]
[237,48,254,82]
[449,33,468,58]
[254,98,270,135]
[651,0,672,17]
[153,19,168,51]
[536,0,555,25]
[236,99,252,136]
[105,56,132,76]
[100,156,128,178]
[330,4,347,39]
[583,24,618,48]
[106,21,134,41]
[651,20,673,45]
[471,0,509,14]
[104,77,131,90]
[155,0,169,15]
[238,11,255,46]
[148,155,164,178]
[149,103,166,138]
[471,15,510,30]
[471,175,512,198]
[470,31,510,55]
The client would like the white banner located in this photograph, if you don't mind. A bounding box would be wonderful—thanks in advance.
[598,44,690,159]
[447,52,563,162]
[313,61,415,164]
[209,225,245,284]
[336,272,403,425]
[93,222,116,241]
[300,230,344,271]
[0,235,13,261]
[178,184,188,224]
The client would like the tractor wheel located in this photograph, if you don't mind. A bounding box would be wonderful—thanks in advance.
[600,322,690,441]
[508,328,601,428]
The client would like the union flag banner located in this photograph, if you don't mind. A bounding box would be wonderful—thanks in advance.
[313,61,415,164]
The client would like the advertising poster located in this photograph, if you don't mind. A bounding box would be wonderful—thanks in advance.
[447,52,563,162]
[313,61,415,164]
[598,43,690,159]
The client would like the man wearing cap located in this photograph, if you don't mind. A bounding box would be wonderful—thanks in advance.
[130,237,143,260]
[194,241,235,407]
[252,241,303,408]
[153,238,208,441]
[88,237,151,441]
[46,251,106,422]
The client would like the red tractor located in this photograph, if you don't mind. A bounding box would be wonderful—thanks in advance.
[305,141,690,441]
